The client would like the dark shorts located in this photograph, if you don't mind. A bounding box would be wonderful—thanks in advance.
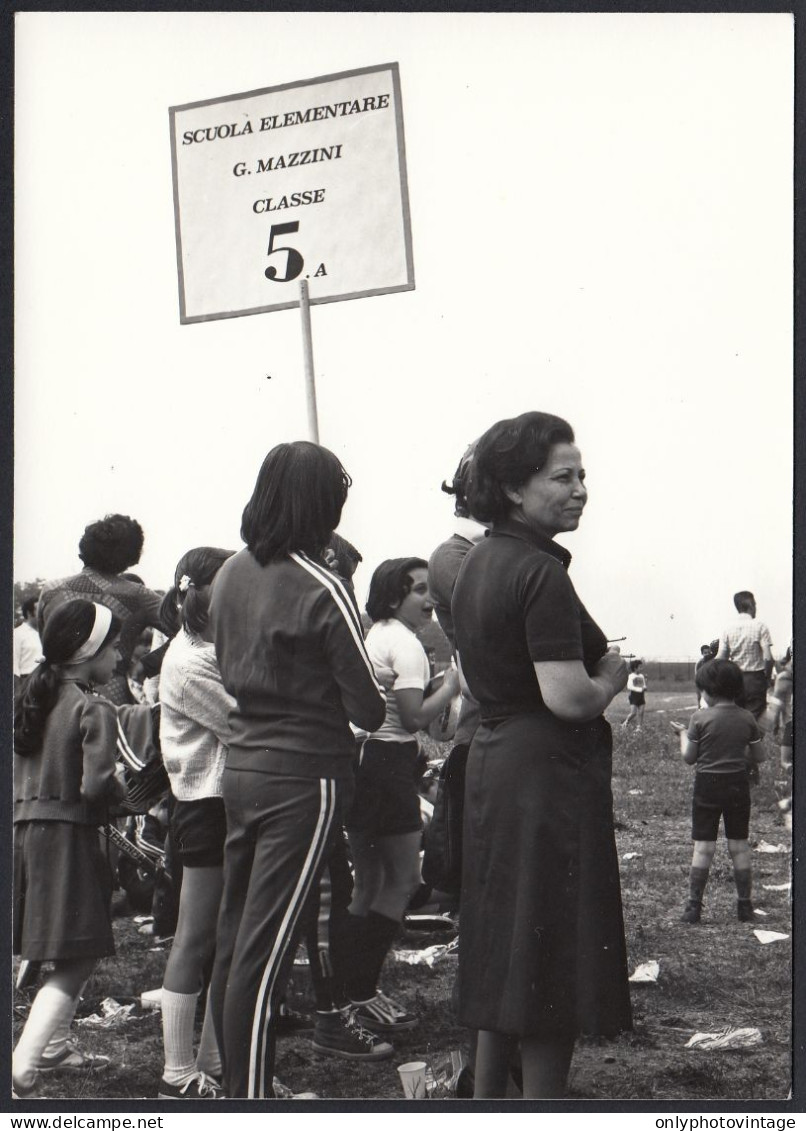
[692,771,750,841]
[346,739,423,836]
[628,691,645,707]
[171,796,227,867]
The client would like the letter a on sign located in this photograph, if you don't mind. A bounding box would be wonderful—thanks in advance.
[170,63,414,323]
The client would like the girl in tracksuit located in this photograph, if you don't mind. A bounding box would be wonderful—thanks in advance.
[208,441,385,1099]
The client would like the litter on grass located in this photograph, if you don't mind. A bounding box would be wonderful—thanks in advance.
[686,1026,762,1050]
[763,882,791,892]
[629,961,660,983]
[393,938,458,967]
[75,997,140,1028]
[755,841,790,854]
[622,852,642,861]
[628,789,643,796]
[753,929,789,945]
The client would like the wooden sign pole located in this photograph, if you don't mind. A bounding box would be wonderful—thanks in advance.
[299,279,320,443]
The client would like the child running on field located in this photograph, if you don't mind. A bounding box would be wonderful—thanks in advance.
[13,600,124,1097]
[670,658,765,925]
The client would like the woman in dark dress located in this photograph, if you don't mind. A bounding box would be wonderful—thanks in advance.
[452,411,632,1098]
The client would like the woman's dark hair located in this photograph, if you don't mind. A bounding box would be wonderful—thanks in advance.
[15,599,121,757]
[694,658,744,702]
[466,412,575,524]
[160,547,235,638]
[78,514,145,574]
[241,442,352,566]
[441,441,478,519]
[630,659,643,672]
[366,557,428,623]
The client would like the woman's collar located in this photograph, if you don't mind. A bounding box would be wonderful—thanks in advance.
[491,516,572,568]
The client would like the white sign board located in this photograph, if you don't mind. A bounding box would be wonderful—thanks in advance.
[170,63,414,324]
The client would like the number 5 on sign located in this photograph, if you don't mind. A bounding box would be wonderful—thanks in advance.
[265,223,304,284]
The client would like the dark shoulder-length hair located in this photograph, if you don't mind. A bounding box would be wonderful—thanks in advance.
[241,441,352,566]
[466,411,575,524]
[366,557,428,623]
[78,514,145,574]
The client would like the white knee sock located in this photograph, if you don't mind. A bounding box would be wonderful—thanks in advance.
[194,993,222,1080]
[42,980,87,1060]
[13,983,76,1088]
[161,988,200,1085]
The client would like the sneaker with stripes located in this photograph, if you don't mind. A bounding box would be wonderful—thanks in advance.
[349,990,417,1033]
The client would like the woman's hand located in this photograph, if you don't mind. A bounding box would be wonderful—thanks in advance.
[669,720,686,734]
[592,648,629,696]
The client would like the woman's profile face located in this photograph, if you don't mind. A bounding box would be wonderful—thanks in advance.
[392,568,434,633]
[509,442,587,539]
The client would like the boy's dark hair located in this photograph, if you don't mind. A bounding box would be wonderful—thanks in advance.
[700,643,713,656]
[21,596,38,619]
[78,514,145,574]
[241,442,351,566]
[366,557,429,623]
[733,590,755,613]
[630,659,643,672]
[694,658,745,702]
[160,546,235,638]
[15,599,121,757]
[467,411,575,524]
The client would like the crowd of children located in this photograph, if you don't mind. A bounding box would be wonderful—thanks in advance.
[12,432,792,1102]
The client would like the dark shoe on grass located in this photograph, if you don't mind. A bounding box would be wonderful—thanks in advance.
[681,900,702,924]
[312,1007,394,1061]
[158,1072,225,1099]
[39,1042,110,1073]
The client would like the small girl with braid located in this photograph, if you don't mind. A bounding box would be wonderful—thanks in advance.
[13,600,124,1096]
[671,658,765,924]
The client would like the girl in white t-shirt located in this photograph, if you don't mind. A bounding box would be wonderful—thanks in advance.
[344,558,459,1037]
[621,659,647,730]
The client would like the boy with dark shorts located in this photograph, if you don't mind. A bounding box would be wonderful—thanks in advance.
[671,659,765,924]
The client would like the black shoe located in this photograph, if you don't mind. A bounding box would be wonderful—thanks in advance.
[681,900,701,924]
[277,1003,314,1034]
[737,899,755,922]
[312,1008,394,1061]
[158,1072,225,1099]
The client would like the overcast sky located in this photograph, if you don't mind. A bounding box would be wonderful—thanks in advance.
[14,11,793,659]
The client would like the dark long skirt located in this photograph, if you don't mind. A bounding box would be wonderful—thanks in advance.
[458,712,632,1039]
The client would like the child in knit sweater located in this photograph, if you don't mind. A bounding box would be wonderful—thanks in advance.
[156,547,235,1100]
[13,600,124,1096]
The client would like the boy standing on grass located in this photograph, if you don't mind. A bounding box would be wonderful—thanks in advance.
[671,659,765,925]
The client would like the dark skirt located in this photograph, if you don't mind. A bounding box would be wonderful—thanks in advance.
[14,821,115,962]
[458,713,632,1039]
[346,739,423,836]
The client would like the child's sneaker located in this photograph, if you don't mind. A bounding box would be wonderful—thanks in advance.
[737,899,755,922]
[312,1008,394,1060]
[39,1042,110,1073]
[349,990,418,1033]
[158,1072,225,1099]
[277,1003,314,1034]
[681,900,702,924]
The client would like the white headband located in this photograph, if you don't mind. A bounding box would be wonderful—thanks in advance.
[63,603,115,665]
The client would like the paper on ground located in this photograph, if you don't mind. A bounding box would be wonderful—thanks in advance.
[755,841,790,854]
[623,852,642,861]
[629,960,660,983]
[686,1026,762,1050]
[763,882,791,891]
[753,929,789,945]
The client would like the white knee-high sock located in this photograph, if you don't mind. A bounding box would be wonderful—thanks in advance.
[43,980,87,1060]
[195,993,222,1079]
[161,988,200,1085]
[13,983,76,1088]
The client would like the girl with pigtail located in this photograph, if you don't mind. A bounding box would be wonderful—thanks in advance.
[13,600,124,1097]
[156,547,235,1100]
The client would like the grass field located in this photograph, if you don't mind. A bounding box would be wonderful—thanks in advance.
[13,687,792,1103]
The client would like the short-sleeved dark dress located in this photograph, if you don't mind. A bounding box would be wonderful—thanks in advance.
[452,518,632,1039]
